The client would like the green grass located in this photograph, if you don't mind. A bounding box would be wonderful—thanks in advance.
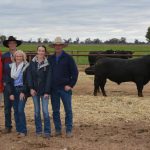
[1,43,150,52]
[1,43,150,64]
[65,44,150,52]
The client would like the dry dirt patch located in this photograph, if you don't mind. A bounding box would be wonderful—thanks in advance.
[0,71,150,150]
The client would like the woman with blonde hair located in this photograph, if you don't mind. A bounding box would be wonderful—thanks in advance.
[6,50,30,137]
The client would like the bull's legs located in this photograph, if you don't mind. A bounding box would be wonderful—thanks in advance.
[94,75,99,96]
[94,75,107,96]
[136,82,144,97]
[98,87,101,93]
[99,78,107,96]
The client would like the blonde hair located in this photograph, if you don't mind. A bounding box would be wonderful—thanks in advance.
[14,50,27,62]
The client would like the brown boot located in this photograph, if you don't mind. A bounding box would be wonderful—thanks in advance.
[2,128,12,134]
[54,131,62,137]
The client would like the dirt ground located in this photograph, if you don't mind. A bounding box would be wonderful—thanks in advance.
[1,68,150,150]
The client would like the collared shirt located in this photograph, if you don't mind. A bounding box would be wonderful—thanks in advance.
[55,51,63,62]
[37,61,44,70]
[14,70,23,86]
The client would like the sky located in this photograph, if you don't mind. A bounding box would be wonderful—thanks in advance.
[0,0,150,42]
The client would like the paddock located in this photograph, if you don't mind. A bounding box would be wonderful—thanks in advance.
[0,70,150,150]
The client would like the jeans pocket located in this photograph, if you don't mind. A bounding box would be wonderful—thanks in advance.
[65,90,72,95]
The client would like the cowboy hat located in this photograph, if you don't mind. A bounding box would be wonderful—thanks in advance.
[3,36,22,48]
[50,37,68,48]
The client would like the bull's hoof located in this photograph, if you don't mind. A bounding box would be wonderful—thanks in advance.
[93,93,97,96]
[102,93,107,97]
[138,94,143,97]
[138,92,143,97]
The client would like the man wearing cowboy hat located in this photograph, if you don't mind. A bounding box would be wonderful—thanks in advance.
[45,37,78,138]
[2,36,22,133]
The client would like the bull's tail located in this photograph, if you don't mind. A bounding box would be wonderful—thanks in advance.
[85,65,95,75]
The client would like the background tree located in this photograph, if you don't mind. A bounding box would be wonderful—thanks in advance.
[28,38,32,43]
[0,35,6,44]
[37,38,42,43]
[43,38,49,43]
[93,38,102,44]
[85,38,92,44]
[104,38,120,44]
[119,37,126,44]
[134,39,139,44]
[64,38,72,44]
[145,27,150,43]
[73,37,80,44]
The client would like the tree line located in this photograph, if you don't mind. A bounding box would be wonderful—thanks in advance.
[1,27,150,44]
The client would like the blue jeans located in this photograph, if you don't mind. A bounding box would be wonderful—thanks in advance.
[32,95,51,135]
[51,89,73,133]
[3,87,13,129]
[13,87,27,134]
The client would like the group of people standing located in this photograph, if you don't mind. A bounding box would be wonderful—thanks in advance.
[0,36,78,139]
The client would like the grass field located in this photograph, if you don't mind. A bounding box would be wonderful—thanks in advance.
[1,43,150,64]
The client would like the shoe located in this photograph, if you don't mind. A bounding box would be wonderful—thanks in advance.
[43,134,50,140]
[55,131,62,137]
[17,133,26,138]
[66,132,73,138]
[16,132,20,136]
[2,128,12,134]
[36,133,43,137]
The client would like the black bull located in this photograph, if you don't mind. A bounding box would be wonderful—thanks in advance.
[85,55,150,97]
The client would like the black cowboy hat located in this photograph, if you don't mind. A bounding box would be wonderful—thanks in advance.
[3,36,22,48]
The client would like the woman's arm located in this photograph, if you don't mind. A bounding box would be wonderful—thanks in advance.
[44,65,52,95]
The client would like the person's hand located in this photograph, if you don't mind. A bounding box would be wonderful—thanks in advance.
[0,93,3,101]
[20,93,25,101]
[44,94,49,99]
[30,89,37,97]
[10,95,15,101]
[64,85,72,91]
